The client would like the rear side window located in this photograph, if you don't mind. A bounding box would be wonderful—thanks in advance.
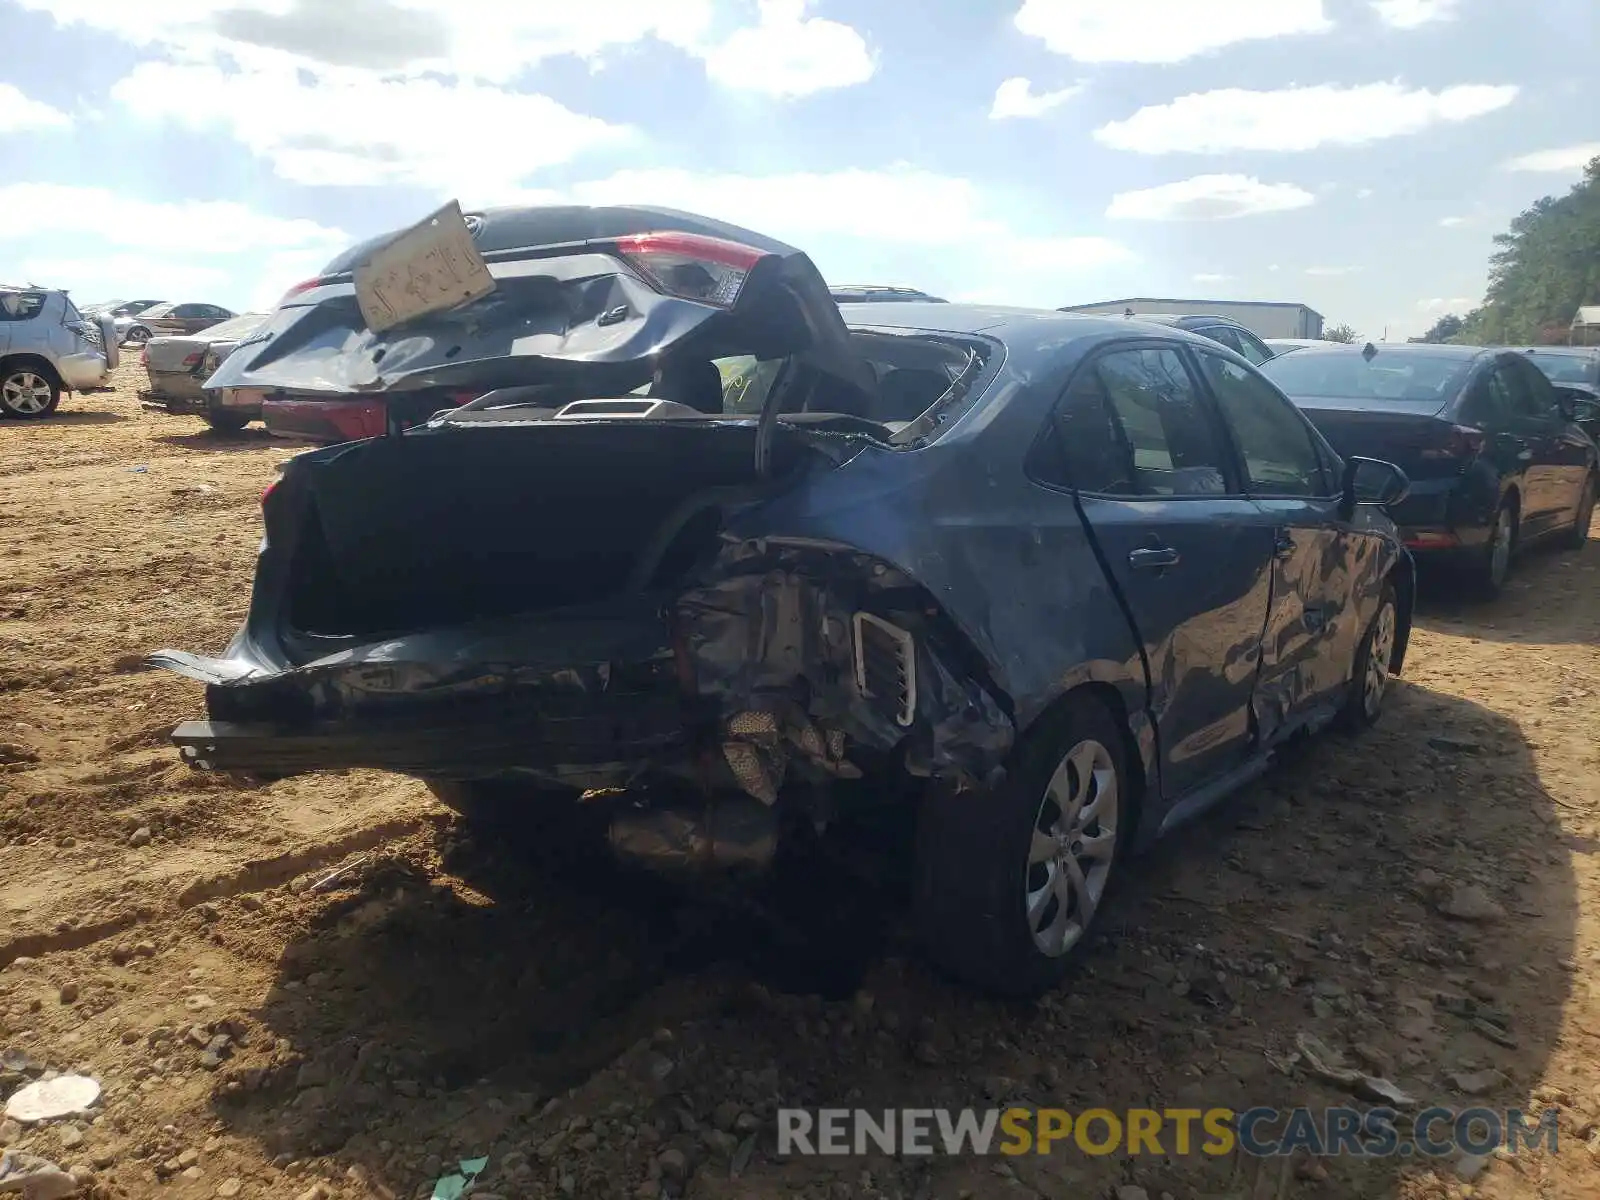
[1046,346,1233,497]
[1232,330,1274,366]
[1198,351,1331,497]
[0,292,46,321]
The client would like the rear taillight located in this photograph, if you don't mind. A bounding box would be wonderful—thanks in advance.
[278,277,327,305]
[1420,424,1485,461]
[261,477,280,507]
[612,231,768,308]
[139,347,149,366]
[181,352,203,368]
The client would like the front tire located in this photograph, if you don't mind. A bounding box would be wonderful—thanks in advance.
[1340,583,1398,731]
[913,692,1130,998]
[0,366,61,418]
[123,326,151,346]
[1559,473,1595,552]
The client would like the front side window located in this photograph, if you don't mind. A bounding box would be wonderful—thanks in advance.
[1198,350,1330,497]
[1048,346,1233,497]
[0,292,46,322]
[1232,330,1274,365]
[1503,357,1559,417]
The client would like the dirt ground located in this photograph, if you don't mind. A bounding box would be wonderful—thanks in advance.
[2,363,1599,1200]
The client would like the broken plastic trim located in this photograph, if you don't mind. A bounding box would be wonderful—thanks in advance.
[852,613,917,727]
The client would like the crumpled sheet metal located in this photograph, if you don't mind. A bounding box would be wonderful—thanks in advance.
[678,547,1015,797]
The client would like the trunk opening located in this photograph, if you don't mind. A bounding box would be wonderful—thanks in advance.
[283,420,816,640]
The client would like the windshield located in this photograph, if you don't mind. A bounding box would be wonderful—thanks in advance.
[1260,350,1474,402]
[1523,351,1600,387]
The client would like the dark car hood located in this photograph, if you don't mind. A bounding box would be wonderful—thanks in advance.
[203,204,878,404]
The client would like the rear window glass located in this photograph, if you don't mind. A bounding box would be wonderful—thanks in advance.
[201,314,267,341]
[1523,352,1600,387]
[0,292,46,321]
[1261,350,1474,402]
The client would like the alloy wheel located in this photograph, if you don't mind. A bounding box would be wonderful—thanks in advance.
[1,372,53,416]
[1025,738,1119,957]
[1363,600,1397,720]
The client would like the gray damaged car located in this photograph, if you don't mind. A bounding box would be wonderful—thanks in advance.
[148,203,1417,996]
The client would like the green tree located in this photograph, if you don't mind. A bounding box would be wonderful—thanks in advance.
[1458,155,1600,344]
[1420,313,1465,343]
[1322,323,1359,343]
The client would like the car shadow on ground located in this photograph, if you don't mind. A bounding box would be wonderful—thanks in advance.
[15,410,128,427]
[1414,533,1598,647]
[211,675,1575,1200]
[150,428,318,452]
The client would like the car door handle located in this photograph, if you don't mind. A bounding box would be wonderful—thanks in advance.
[1128,546,1181,570]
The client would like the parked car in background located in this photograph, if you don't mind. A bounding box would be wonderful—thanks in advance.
[83,299,165,322]
[122,302,235,345]
[1260,343,1598,595]
[1516,347,1600,442]
[138,313,269,431]
[148,203,1417,998]
[0,285,118,417]
[1112,312,1277,365]
[829,285,948,304]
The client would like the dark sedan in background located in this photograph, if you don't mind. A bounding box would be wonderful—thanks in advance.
[122,301,236,345]
[146,201,1417,998]
[1517,346,1600,442]
[1260,343,1598,595]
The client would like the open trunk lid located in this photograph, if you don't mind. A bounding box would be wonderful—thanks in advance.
[203,203,878,405]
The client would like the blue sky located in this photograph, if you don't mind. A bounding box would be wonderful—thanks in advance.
[0,0,1596,339]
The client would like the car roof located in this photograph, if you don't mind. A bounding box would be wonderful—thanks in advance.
[1515,345,1600,357]
[1273,342,1492,361]
[829,285,947,303]
[839,301,1239,348]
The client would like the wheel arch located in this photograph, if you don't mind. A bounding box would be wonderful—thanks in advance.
[0,353,64,391]
[1387,549,1416,676]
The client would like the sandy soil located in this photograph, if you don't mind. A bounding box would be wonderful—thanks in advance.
[1,364,1598,1200]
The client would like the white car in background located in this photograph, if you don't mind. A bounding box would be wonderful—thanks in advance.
[0,286,119,417]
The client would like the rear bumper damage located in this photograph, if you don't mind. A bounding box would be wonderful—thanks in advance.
[151,545,1016,803]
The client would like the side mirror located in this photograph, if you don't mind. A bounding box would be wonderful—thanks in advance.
[1340,455,1410,519]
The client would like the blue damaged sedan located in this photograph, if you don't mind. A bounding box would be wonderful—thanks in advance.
[147,204,1415,997]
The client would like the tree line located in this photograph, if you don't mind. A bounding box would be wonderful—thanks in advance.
[1417,154,1600,345]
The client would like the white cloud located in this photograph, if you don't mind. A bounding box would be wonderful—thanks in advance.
[1356,187,1375,198]
[1500,143,1600,173]
[0,184,348,255]
[1193,273,1233,283]
[1013,0,1330,64]
[990,77,1086,120]
[13,254,234,303]
[20,0,870,96]
[1417,297,1473,310]
[1105,175,1314,220]
[1095,82,1519,154]
[1369,0,1458,28]
[504,166,1132,272]
[110,61,633,190]
[1305,265,1360,276]
[699,0,874,97]
[0,83,73,134]
[1438,215,1469,227]
[0,185,351,310]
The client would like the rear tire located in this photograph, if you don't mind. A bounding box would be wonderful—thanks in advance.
[1339,583,1398,731]
[204,407,250,433]
[1559,473,1596,552]
[124,326,152,346]
[912,691,1131,999]
[0,365,61,418]
[1471,499,1517,598]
